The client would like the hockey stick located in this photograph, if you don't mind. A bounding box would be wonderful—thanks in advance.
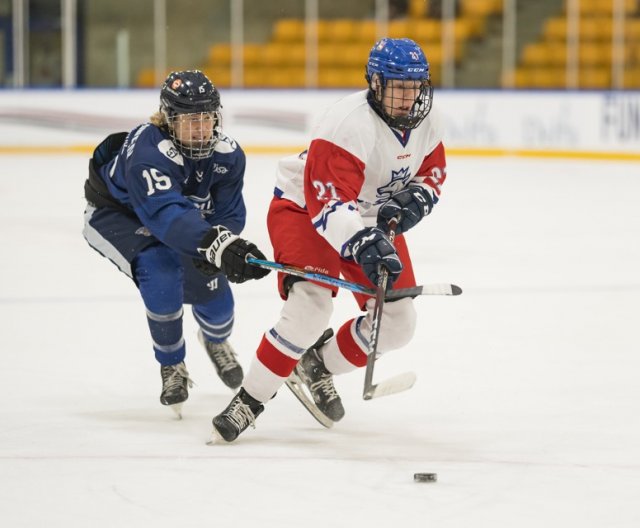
[363,218,417,400]
[246,258,462,299]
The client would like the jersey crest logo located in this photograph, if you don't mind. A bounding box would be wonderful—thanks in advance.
[376,167,412,203]
[196,170,204,182]
[188,193,214,215]
[158,139,184,166]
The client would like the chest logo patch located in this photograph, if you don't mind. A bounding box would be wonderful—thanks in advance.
[376,167,411,203]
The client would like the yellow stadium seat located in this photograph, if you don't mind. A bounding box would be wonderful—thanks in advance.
[202,67,231,87]
[544,18,567,41]
[580,18,613,41]
[242,44,263,67]
[452,18,474,40]
[420,44,443,65]
[388,20,410,39]
[244,66,306,88]
[273,19,305,42]
[136,68,156,88]
[626,20,640,41]
[318,44,343,67]
[408,0,427,19]
[510,68,531,88]
[411,19,441,42]
[208,44,231,66]
[623,69,640,88]
[319,68,366,88]
[355,20,377,43]
[567,0,638,15]
[461,0,503,17]
[329,19,358,42]
[516,67,613,89]
[521,43,552,66]
[579,67,611,88]
[341,44,373,67]
[271,67,307,87]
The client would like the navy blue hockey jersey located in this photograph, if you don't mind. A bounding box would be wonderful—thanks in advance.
[98,123,246,258]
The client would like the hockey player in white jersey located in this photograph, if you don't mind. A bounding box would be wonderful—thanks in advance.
[211,38,447,442]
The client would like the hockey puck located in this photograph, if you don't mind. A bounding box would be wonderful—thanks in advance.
[414,472,437,483]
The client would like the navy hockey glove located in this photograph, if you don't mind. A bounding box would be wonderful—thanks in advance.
[377,186,433,235]
[347,227,403,287]
[198,226,271,284]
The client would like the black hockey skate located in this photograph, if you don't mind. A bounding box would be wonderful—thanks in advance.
[198,330,243,389]
[288,328,345,425]
[209,388,264,443]
[160,361,193,419]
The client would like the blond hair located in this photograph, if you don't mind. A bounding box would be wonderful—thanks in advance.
[149,110,167,127]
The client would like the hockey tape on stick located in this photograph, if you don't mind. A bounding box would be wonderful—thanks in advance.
[246,258,462,298]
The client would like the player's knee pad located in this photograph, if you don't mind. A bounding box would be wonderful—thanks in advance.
[378,297,417,352]
[273,281,333,350]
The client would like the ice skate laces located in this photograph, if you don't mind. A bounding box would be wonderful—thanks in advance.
[309,375,339,402]
[162,363,194,391]
[207,342,239,373]
[224,398,258,431]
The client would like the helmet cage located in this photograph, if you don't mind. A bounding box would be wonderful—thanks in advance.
[368,75,433,130]
[163,110,222,160]
[159,70,222,160]
[365,38,434,130]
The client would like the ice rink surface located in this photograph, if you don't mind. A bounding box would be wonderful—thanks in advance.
[1,153,639,527]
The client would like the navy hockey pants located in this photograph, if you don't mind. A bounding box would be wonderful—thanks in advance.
[83,204,234,365]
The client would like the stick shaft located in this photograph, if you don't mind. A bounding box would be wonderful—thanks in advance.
[362,218,398,398]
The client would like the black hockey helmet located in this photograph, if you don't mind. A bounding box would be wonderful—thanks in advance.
[159,70,222,159]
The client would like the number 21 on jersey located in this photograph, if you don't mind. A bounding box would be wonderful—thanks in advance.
[312,180,339,202]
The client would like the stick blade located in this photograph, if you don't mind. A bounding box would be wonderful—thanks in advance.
[363,371,417,400]
[386,283,463,299]
[418,283,463,296]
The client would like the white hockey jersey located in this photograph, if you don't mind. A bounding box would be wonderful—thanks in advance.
[274,90,446,257]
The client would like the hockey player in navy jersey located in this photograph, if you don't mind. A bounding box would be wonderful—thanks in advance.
[83,70,270,416]
[210,38,447,442]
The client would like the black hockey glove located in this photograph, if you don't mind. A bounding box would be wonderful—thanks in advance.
[347,227,403,287]
[192,258,220,277]
[198,226,271,284]
[377,186,433,235]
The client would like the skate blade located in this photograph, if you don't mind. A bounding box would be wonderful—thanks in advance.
[206,427,226,445]
[285,372,334,429]
[169,403,183,419]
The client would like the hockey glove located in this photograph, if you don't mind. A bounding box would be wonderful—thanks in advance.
[347,227,403,287]
[198,226,271,284]
[377,186,433,235]
[192,258,220,277]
